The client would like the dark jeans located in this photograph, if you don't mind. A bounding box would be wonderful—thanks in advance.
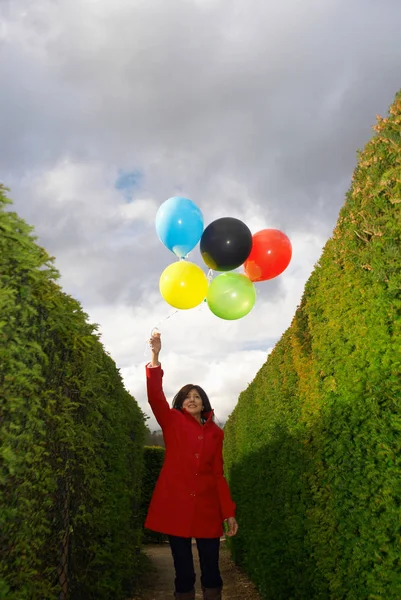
[168,535,223,593]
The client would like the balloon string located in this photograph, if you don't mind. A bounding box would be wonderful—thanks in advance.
[144,309,179,356]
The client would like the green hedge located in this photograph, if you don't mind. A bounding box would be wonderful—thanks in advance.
[224,91,401,599]
[141,446,166,543]
[0,186,147,599]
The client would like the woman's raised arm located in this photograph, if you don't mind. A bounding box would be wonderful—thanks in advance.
[146,332,171,428]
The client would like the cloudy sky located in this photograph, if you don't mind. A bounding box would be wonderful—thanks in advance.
[1,0,400,429]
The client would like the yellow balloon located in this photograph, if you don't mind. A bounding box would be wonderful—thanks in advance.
[160,260,208,309]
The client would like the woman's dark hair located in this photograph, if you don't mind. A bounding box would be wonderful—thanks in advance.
[172,384,215,423]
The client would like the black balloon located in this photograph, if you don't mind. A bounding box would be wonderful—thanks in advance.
[200,217,253,271]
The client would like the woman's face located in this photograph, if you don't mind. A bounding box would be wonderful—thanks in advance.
[182,388,203,419]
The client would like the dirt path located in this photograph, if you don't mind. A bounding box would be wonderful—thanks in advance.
[132,540,261,600]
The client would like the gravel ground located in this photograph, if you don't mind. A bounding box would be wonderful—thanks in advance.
[131,540,261,600]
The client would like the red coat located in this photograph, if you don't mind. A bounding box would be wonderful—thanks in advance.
[144,364,236,538]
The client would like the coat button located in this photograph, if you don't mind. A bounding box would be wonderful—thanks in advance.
[195,453,199,458]
[198,435,203,440]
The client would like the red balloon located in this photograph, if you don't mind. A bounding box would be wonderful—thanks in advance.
[244,229,292,282]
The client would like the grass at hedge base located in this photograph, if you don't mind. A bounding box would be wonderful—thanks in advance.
[0,186,147,599]
[223,90,401,599]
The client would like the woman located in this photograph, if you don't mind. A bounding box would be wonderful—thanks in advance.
[145,332,238,600]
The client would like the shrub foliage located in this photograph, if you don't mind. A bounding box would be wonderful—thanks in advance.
[224,92,401,599]
[0,186,147,599]
[141,446,166,543]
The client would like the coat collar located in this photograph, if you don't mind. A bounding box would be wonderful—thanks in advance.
[182,408,214,425]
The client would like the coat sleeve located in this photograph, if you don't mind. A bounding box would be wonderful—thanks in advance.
[145,363,172,429]
[213,430,236,520]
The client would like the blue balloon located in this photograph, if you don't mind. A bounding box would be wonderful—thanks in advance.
[155,197,204,258]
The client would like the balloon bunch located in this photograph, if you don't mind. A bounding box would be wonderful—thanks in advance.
[156,196,292,321]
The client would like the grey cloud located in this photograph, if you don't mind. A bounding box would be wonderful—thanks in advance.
[1,0,400,309]
[2,1,400,180]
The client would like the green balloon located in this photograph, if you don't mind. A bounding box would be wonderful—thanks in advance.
[207,273,256,320]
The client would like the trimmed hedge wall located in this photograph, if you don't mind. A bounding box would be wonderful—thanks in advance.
[224,91,401,599]
[141,446,166,543]
[0,186,147,599]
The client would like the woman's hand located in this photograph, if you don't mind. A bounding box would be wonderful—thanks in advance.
[149,332,161,366]
[225,517,239,537]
